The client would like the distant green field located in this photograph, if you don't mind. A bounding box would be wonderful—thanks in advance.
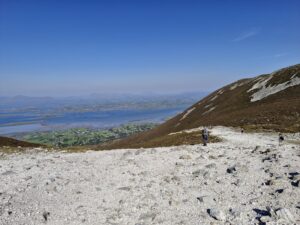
[21,123,157,147]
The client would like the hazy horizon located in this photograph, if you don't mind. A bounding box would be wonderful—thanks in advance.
[0,91,212,98]
[1,0,300,97]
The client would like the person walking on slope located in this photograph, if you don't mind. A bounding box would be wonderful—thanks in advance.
[279,133,284,146]
[202,127,209,146]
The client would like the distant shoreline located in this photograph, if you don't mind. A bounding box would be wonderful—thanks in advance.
[0,107,184,136]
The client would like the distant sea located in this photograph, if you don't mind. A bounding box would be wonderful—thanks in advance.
[0,107,184,136]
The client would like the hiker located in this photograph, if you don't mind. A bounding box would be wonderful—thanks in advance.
[241,128,244,134]
[202,127,209,146]
[279,133,284,146]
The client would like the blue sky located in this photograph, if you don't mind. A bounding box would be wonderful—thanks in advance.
[0,0,299,96]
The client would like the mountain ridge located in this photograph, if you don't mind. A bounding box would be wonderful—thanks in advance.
[98,63,300,149]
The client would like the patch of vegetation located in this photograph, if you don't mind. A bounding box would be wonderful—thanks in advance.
[0,136,43,148]
[22,123,157,147]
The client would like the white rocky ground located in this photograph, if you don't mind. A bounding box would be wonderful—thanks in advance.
[0,127,300,225]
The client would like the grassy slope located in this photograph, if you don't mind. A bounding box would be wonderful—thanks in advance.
[0,136,43,148]
[95,131,220,150]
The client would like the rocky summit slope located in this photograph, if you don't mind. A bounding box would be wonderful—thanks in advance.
[101,64,300,149]
[0,127,299,224]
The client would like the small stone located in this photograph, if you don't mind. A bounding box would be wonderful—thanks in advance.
[207,208,226,221]
[226,166,236,174]
[275,189,284,193]
[288,172,299,180]
[264,179,283,186]
[43,211,50,221]
[118,186,131,191]
[291,180,299,187]
[262,156,272,162]
[253,208,271,217]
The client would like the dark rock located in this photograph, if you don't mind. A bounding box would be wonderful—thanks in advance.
[275,189,284,194]
[289,172,300,176]
[43,211,50,221]
[264,180,272,186]
[197,196,205,203]
[262,157,272,163]
[252,146,260,153]
[260,148,271,154]
[291,180,299,187]
[288,172,300,180]
[226,166,236,174]
[253,208,271,217]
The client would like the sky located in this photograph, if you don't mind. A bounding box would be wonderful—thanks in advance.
[0,0,299,96]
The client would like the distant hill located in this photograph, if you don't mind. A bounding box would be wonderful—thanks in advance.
[0,136,42,148]
[0,92,208,107]
[0,92,208,113]
[99,64,300,149]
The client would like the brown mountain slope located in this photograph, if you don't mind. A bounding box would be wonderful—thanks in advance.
[0,136,42,148]
[98,64,300,149]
